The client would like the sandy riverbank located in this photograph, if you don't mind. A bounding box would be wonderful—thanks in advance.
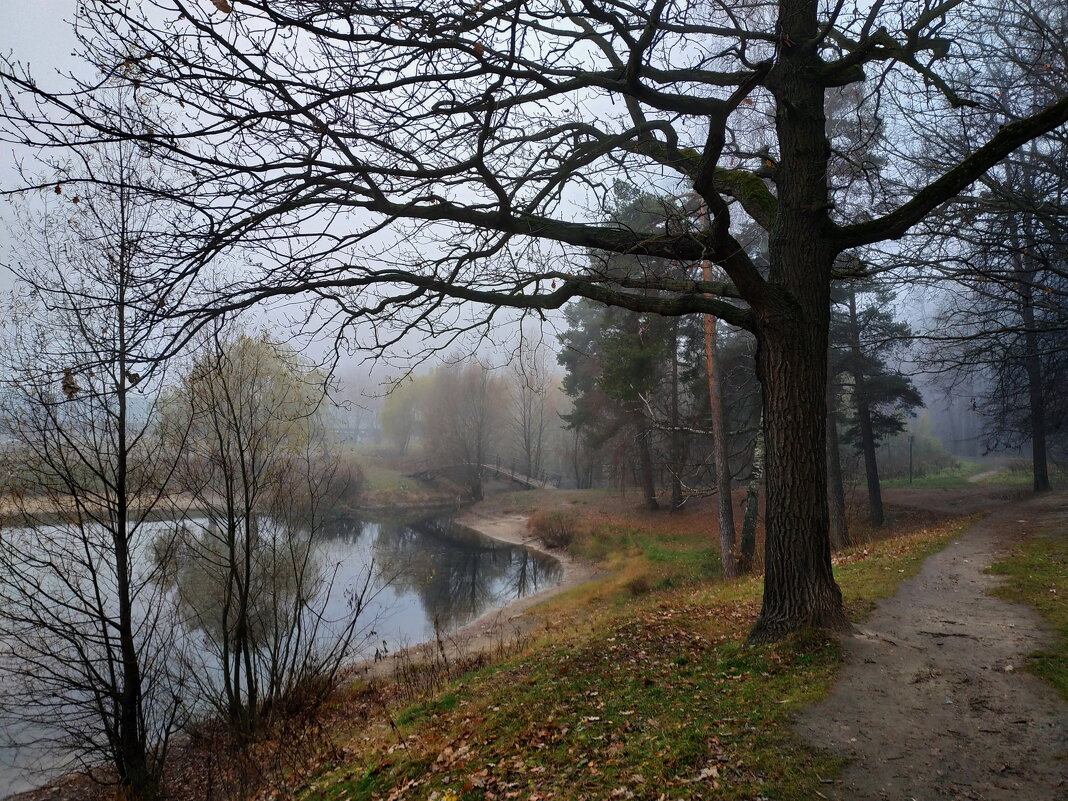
[450,509,597,632]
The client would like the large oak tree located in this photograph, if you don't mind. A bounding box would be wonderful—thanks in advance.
[2,0,1066,641]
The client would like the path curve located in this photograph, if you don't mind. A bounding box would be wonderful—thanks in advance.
[967,467,1004,484]
[797,492,1068,800]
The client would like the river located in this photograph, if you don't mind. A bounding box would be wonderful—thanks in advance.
[0,511,560,796]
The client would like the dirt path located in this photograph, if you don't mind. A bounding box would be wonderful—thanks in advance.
[797,492,1068,800]
[967,467,1004,484]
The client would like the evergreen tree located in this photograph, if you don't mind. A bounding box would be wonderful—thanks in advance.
[830,281,922,526]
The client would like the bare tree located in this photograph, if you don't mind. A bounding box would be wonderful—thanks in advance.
[507,333,554,481]
[900,0,1068,493]
[161,331,375,738]
[3,1,1066,640]
[422,358,507,497]
[0,134,188,798]
[380,374,426,456]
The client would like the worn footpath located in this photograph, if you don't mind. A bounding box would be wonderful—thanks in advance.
[797,492,1068,800]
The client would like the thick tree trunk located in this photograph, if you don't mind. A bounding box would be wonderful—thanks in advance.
[848,288,885,526]
[750,314,849,641]
[749,5,849,640]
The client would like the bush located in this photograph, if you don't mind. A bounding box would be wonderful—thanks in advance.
[626,575,652,596]
[334,456,366,507]
[528,510,578,550]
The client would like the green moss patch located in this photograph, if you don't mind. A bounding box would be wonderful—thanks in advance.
[988,531,1068,699]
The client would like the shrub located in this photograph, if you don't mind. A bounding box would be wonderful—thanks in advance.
[626,575,652,596]
[528,510,578,550]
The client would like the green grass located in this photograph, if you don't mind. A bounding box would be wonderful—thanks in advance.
[308,615,844,800]
[988,531,1068,699]
[580,522,721,581]
[357,460,423,494]
[396,693,460,725]
[882,460,984,489]
[881,457,1068,490]
[974,464,1068,488]
[339,447,469,508]
[300,515,970,801]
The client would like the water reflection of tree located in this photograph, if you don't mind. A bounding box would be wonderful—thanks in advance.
[507,548,561,599]
[166,518,317,652]
[160,334,376,736]
[318,516,367,546]
[371,518,562,632]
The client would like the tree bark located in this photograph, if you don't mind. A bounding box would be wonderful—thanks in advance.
[116,378,153,798]
[739,418,763,573]
[1013,225,1052,493]
[703,266,738,578]
[749,7,849,639]
[114,208,156,800]
[636,416,659,511]
[1021,309,1051,493]
[670,319,684,509]
[826,395,851,550]
[750,314,848,641]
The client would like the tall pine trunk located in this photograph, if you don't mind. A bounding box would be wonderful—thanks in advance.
[1013,219,1051,493]
[636,416,659,511]
[1022,309,1051,493]
[739,420,763,573]
[670,319,684,509]
[826,398,851,550]
[847,287,885,526]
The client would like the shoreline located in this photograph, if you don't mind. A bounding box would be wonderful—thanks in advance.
[345,507,597,682]
[447,508,597,640]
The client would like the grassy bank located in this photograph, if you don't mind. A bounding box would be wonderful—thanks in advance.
[293,495,970,801]
[343,447,473,510]
[988,529,1068,699]
[881,460,984,489]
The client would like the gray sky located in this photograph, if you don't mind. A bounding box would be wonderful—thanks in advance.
[0,1,80,291]
[0,1,78,69]
[0,3,562,383]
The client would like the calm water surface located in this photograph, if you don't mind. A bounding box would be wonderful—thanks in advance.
[0,512,560,796]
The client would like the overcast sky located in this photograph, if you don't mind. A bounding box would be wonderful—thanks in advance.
[0,3,564,383]
[0,1,80,285]
[0,1,78,86]
[0,0,80,189]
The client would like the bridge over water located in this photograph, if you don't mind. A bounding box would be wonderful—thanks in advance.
[407,460,558,490]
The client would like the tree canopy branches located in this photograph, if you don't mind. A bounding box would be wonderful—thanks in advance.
[3,0,1062,338]
[3,0,1065,640]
